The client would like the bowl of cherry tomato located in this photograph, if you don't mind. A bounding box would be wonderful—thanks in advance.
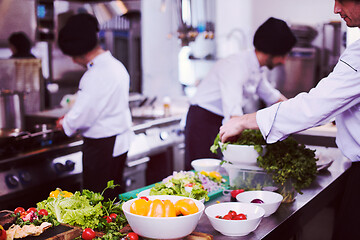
[236,190,283,217]
[205,202,265,236]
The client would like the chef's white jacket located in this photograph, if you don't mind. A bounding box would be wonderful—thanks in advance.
[257,39,360,162]
[62,51,134,157]
[191,49,281,122]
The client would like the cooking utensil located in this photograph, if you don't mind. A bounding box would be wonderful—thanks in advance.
[0,90,25,130]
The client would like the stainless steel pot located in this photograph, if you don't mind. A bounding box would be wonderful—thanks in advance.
[0,90,25,130]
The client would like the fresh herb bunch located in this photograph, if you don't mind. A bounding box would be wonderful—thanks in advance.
[257,137,318,194]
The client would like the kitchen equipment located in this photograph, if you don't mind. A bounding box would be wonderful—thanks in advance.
[191,158,221,172]
[0,125,83,210]
[205,202,265,236]
[219,143,261,166]
[236,190,283,217]
[0,90,25,130]
[122,195,205,239]
[221,163,275,190]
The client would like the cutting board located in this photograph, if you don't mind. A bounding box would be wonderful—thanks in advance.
[23,224,82,240]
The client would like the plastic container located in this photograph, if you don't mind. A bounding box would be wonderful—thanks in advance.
[222,163,275,190]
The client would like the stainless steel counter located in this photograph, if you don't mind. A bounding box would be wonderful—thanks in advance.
[195,154,352,239]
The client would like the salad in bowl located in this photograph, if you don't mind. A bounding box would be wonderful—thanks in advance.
[142,171,225,202]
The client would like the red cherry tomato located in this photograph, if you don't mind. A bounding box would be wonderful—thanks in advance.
[14,207,25,215]
[82,228,96,240]
[109,213,117,220]
[140,196,149,201]
[126,232,139,240]
[103,216,112,223]
[27,207,37,213]
[228,210,237,218]
[38,209,48,216]
[222,214,232,220]
[230,189,244,198]
[233,213,247,220]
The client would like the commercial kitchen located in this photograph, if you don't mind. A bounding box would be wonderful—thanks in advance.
[0,0,358,239]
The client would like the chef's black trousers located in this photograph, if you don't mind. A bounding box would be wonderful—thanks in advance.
[82,135,127,201]
[332,161,360,240]
[184,105,223,171]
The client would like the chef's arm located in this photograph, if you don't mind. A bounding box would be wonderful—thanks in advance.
[220,112,258,142]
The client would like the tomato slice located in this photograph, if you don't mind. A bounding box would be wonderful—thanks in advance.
[109,213,117,219]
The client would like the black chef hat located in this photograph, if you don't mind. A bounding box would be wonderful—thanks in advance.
[8,32,32,54]
[58,13,99,56]
[253,17,297,56]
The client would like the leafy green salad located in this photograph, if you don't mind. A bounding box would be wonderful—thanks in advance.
[149,171,212,201]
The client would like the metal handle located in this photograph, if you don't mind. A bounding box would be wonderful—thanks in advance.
[126,157,150,168]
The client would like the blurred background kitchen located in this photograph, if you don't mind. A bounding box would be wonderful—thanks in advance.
[0,0,358,209]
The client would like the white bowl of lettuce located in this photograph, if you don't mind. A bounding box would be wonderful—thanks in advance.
[210,130,266,166]
[143,171,209,202]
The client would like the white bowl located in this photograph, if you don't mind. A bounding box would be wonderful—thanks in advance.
[220,143,261,165]
[236,190,283,217]
[191,158,221,172]
[205,202,265,236]
[137,189,206,203]
[122,195,205,239]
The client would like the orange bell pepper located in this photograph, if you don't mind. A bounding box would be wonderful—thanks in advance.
[130,198,150,216]
[163,200,176,217]
[147,199,165,217]
[175,199,199,216]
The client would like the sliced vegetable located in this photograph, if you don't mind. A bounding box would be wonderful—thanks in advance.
[130,199,150,216]
[174,199,199,216]
[147,199,165,217]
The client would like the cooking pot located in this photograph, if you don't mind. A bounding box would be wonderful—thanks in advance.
[0,90,25,130]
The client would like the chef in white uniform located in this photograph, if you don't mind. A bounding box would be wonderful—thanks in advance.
[184,17,296,170]
[57,13,133,199]
[219,1,360,238]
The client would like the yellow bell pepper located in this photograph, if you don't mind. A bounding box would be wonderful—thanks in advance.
[130,199,150,216]
[175,199,199,216]
[147,199,165,217]
[209,171,222,181]
[163,199,176,217]
[49,188,73,198]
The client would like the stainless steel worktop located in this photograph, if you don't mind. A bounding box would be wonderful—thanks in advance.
[195,151,351,239]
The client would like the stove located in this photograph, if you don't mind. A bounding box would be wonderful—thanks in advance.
[0,128,83,209]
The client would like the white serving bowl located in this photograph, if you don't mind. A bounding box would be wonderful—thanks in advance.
[205,202,265,236]
[191,158,221,172]
[220,143,261,165]
[137,189,206,203]
[236,190,283,217]
[122,195,205,239]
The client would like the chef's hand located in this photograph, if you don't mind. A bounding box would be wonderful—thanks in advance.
[56,116,64,130]
[219,113,259,143]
